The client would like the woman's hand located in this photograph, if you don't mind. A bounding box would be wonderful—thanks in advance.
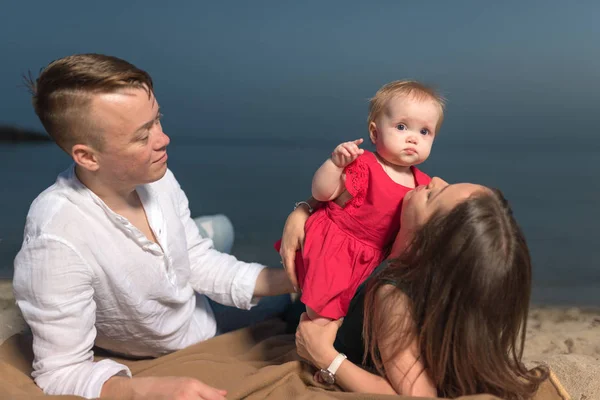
[279,204,311,291]
[295,313,342,370]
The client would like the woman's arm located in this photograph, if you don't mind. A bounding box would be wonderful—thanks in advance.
[295,287,437,397]
[295,314,397,395]
[325,356,398,394]
[312,139,364,201]
[376,285,437,397]
[278,198,317,290]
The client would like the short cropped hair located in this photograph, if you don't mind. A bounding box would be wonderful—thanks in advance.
[25,53,154,153]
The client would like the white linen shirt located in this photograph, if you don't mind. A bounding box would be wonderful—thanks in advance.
[12,166,265,399]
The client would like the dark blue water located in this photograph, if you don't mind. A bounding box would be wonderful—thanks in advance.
[1,2,599,305]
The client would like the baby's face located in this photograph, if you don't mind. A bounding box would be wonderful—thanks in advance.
[369,95,440,167]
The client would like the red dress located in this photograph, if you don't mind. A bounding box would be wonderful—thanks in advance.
[277,150,431,319]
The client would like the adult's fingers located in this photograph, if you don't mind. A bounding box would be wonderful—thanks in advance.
[195,382,227,400]
[299,312,310,323]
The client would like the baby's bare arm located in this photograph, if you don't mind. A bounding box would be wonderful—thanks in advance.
[312,139,364,201]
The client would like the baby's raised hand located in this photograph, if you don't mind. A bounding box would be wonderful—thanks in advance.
[331,138,364,168]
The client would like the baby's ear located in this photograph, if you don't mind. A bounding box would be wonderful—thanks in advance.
[368,122,378,144]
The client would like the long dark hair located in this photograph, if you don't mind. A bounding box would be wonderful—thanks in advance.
[362,188,547,399]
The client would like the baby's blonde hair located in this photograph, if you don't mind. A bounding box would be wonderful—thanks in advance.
[368,80,446,133]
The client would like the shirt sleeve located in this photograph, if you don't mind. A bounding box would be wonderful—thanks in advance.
[169,172,265,309]
[13,235,131,399]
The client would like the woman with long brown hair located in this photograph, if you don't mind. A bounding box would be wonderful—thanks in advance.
[281,177,547,399]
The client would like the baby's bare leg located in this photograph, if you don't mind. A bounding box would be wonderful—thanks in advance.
[306,306,333,326]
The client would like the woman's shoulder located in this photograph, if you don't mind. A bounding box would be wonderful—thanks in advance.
[370,262,412,308]
[375,282,412,319]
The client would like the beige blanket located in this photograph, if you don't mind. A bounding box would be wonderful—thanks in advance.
[0,319,569,400]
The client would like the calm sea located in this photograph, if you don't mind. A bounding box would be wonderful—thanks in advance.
[1,1,599,305]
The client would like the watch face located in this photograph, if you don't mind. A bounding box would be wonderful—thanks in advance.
[319,369,335,385]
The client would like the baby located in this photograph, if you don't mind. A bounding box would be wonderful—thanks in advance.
[279,81,445,324]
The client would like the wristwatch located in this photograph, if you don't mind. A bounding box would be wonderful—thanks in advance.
[318,353,347,385]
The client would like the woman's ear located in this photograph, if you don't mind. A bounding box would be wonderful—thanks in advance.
[72,144,100,172]
[369,122,378,144]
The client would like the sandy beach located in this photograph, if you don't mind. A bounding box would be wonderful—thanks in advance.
[0,280,27,345]
[1,279,598,399]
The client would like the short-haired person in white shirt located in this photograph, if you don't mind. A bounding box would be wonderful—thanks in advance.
[13,53,295,400]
